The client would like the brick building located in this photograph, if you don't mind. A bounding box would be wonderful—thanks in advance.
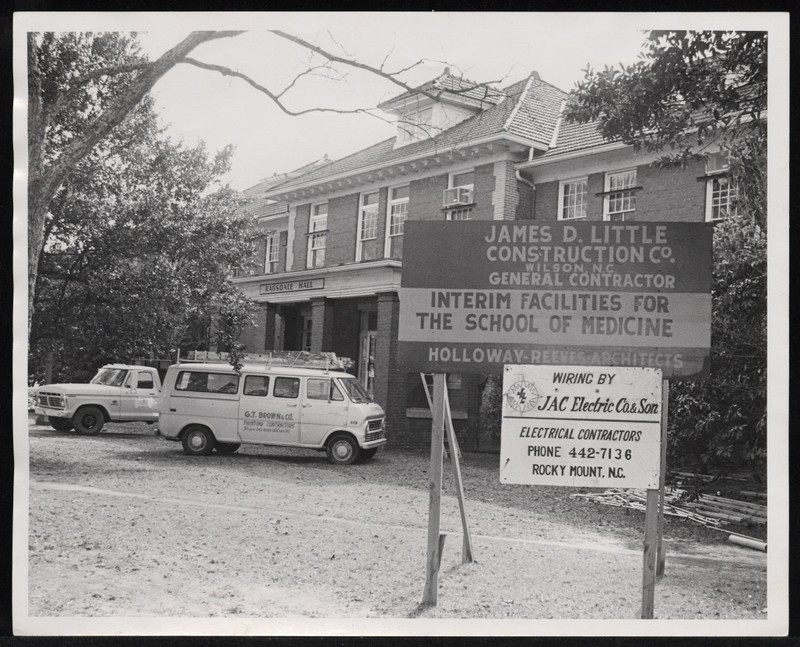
[230,69,736,451]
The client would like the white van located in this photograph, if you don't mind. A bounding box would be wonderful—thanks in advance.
[157,362,387,464]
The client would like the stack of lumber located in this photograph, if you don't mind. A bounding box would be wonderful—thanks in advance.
[682,493,767,526]
[571,487,767,528]
[572,488,721,527]
[571,486,767,551]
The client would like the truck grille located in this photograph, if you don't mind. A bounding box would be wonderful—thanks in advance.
[38,393,65,409]
[365,418,384,442]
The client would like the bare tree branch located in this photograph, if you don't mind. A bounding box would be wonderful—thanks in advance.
[181,56,373,117]
[269,29,446,103]
[275,61,337,100]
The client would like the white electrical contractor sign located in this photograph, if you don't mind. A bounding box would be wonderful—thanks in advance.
[500,364,662,488]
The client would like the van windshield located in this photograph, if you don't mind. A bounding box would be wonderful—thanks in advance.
[91,368,128,387]
[337,377,371,403]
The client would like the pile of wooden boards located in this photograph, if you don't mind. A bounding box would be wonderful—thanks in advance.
[681,492,767,526]
[571,487,767,549]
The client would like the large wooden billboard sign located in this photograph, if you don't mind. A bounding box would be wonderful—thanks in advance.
[398,221,712,379]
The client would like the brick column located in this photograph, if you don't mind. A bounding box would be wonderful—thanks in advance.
[374,292,404,438]
[238,304,267,352]
[310,297,335,352]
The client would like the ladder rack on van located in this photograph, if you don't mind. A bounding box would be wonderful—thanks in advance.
[182,350,347,371]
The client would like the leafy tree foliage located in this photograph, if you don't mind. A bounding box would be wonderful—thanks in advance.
[566,31,767,478]
[30,35,259,382]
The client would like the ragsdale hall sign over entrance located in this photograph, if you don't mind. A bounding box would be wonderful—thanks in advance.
[398,221,712,379]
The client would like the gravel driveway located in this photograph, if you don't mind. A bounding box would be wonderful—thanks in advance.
[23,420,767,626]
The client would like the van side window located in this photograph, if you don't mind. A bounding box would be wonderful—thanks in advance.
[243,375,270,397]
[273,377,300,399]
[307,378,345,401]
[175,371,240,394]
[137,373,154,389]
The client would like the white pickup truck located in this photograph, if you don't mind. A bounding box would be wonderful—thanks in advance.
[35,364,161,435]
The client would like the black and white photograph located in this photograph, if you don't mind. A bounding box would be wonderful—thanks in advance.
[11,11,789,636]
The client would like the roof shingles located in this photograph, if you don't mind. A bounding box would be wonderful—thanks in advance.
[262,72,610,197]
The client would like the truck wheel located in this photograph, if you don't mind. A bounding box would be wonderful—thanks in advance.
[326,433,360,465]
[359,447,378,461]
[215,442,241,455]
[182,426,215,456]
[72,406,105,435]
[48,417,73,432]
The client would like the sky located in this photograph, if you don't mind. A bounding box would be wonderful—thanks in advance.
[134,13,655,191]
[19,12,785,191]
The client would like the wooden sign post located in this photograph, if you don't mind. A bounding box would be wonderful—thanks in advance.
[641,488,659,618]
[421,373,475,606]
[642,378,670,617]
[421,373,446,606]
[656,379,670,579]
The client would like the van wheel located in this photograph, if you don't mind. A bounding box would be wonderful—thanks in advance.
[182,426,215,456]
[49,417,73,432]
[215,442,241,455]
[73,406,104,435]
[359,447,378,461]
[326,433,360,465]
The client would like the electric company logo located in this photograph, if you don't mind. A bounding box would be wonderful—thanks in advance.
[505,374,540,413]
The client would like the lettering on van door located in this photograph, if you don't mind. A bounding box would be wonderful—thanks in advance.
[242,410,295,433]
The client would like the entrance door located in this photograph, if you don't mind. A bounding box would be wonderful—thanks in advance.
[358,311,378,398]
[238,374,301,445]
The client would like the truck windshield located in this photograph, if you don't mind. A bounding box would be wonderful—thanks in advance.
[90,368,128,387]
[337,377,371,403]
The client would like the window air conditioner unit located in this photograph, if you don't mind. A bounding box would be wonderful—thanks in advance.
[443,187,473,207]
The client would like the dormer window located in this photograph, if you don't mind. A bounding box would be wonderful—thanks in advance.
[397,106,434,146]
[380,69,507,150]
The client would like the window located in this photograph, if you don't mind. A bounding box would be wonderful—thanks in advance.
[337,377,372,403]
[273,377,300,399]
[704,152,738,222]
[386,185,409,258]
[137,374,154,389]
[300,315,312,352]
[306,378,345,401]
[604,169,637,221]
[398,106,434,145]
[558,178,588,220]
[306,203,327,268]
[243,375,270,397]
[357,192,380,261]
[445,170,474,220]
[451,170,475,192]
[91,368,128,386]
[175,371,239,394]
[706,176,738,222]
[265,232,280,274]
[446,208,472,221]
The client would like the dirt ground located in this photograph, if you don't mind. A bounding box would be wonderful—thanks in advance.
[22,419,768,623]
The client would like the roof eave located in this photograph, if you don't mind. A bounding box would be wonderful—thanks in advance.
[265,134,547,201]
[519,141,629,168]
